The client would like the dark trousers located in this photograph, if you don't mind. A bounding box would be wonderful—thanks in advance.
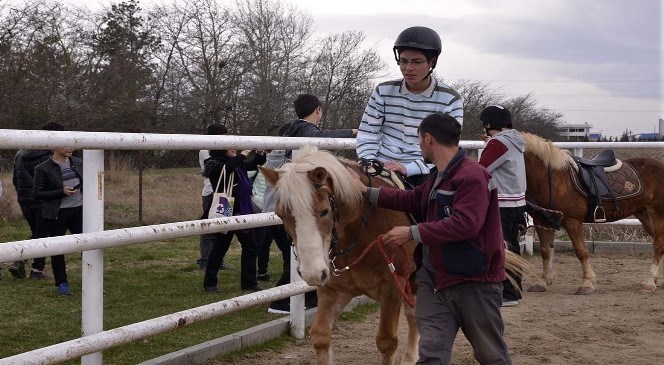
[18,204,46,271]
[258,229,272,276]
[203,227,265,289]
[42,206,83,286]
[415,268,512,364]
[500,206,527,301]
[269,224,292,286]
[197,194,215,269]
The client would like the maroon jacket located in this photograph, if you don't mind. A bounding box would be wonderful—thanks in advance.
[369,149,505,290]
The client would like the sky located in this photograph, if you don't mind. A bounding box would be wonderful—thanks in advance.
[71,0,663,138]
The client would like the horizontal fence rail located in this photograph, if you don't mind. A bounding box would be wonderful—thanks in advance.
[0,282,314,365]
[1,128,660,364]
[0,213,282,262]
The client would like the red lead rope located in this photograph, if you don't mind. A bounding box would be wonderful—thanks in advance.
[331,234,416,308]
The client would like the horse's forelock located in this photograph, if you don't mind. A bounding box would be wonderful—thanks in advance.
[274,147,362,212]
[275,163,315,214]
[521,132,574,170]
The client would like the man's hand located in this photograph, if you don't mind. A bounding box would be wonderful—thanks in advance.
[345,167,367,193]
[383,161,406,174]
[381,226,411,248]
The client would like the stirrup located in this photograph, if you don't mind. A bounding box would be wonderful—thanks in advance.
[593,206,606,223]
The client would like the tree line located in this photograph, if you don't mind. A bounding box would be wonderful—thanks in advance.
[0,0,566,168]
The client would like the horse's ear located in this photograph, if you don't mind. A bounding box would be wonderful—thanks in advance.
[309,167,328,186]
[259,166,280,186]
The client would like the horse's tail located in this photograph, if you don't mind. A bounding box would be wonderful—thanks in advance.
[504,250,537,294]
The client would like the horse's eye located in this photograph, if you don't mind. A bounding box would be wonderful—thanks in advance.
[320,209,329,217]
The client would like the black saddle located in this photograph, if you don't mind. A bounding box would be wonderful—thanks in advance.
[573,149,616,167]
[572,150,618,222]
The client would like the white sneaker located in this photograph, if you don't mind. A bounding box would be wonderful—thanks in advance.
[501,299,520,307]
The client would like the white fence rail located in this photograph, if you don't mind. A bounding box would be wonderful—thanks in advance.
[1,128,661,364]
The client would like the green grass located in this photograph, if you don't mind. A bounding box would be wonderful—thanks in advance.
[0,166,372,363]
[1,168,304,363]
[0,220,289,364]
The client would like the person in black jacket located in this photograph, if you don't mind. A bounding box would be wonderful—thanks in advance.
[9,122,64,280]
[202,144,267,293]
[266,94,356,314]
[33,145,83,296]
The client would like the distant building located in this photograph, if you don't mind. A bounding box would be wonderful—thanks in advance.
[588,133,602,141]
[559,123,592,141]
[633,132,660,141]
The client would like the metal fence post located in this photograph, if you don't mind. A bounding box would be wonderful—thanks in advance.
[81,150,105,365]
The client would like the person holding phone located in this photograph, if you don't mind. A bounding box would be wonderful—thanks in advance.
[33,145,83,296]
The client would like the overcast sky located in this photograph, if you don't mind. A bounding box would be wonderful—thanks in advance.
[73,0,663,138]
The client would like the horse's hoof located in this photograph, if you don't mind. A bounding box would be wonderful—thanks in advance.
[527,282,548,292]
[639,284,656,294]
[575,286,594,295]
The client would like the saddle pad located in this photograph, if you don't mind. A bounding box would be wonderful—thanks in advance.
[570,161,643,200]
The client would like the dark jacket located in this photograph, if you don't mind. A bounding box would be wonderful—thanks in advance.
[283,119,354,159]
[201,152,266,219]
[369,149,506,290]
[33,157,84,219]
[12,149,52,206]
[283,119,354,139]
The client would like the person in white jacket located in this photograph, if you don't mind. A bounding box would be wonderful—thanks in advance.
[478,105,527,307]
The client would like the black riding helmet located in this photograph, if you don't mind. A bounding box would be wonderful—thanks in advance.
[393,26,442,70]
[480,105,512,131]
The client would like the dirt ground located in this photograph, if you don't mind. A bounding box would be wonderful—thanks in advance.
[221,253,664,365]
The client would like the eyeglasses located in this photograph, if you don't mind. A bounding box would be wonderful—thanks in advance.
[397,58,429,68]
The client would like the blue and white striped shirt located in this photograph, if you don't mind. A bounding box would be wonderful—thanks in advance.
[356,77,463,176]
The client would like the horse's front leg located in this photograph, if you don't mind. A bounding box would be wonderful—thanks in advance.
[310,287,352,365]
[375,287,403,365]
[565,221,596,295]
[400,297,419,365]
[528,225,555,292]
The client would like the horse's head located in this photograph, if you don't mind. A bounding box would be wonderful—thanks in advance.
[260,146,362,286]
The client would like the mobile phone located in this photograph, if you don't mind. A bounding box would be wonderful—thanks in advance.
[73,183,82,190]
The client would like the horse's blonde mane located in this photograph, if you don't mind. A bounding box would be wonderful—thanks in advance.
[275,146,362,213]
[521,132,574,170]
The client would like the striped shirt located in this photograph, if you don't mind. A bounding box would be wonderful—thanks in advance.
[356,77,464,176]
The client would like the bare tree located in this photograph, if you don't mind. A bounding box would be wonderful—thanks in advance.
[232,0,312,135]
[452,80,563,140]
[153,0,248,133]
[304,31,385,131]
[0,0,90,130]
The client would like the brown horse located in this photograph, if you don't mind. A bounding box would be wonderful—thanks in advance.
[261,146,535,364]
[521,132,664,294]
[261,146,420,365]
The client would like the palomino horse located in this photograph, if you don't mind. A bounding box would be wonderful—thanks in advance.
[521,132,664,294]
[261,147,419,365]
[261,146,535,364]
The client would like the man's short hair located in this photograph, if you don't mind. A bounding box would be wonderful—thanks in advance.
[293,94,321,119]
[40,122,65,131]
[206,123,228,135]
[419,113,461,147]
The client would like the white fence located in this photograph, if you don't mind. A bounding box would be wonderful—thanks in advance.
[0,129,661,364]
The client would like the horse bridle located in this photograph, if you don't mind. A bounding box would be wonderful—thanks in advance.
[326,161,382,275]
[290,162,378,275]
